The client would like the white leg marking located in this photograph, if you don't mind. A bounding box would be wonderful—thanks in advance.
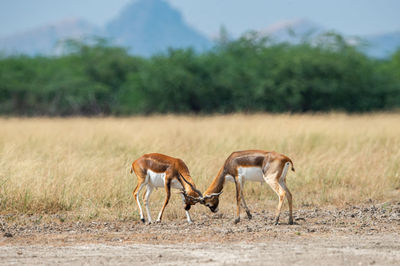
[156,211,162,222]
[180,194,193,224]
[136,184,145,220]
[279,162,290,185]
[185,210,193,224]
[144,185,153,223]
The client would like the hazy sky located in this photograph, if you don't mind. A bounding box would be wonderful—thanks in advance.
[1,0,399,38]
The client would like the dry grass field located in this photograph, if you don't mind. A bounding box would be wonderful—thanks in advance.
[0,114,399,222]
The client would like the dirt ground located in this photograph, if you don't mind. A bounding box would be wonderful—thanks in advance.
[1,202,399,265]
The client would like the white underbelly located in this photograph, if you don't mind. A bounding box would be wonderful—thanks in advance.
[146,170,183,189]
[225,167,265,183]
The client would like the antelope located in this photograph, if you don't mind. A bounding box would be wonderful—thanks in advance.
[202,150,295,225]
[130,153,203,224]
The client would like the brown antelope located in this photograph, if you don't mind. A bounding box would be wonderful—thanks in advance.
[131,153,203,224]
[202,150,295,225]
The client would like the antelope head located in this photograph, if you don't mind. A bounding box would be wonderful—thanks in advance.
[180,187,204,210]
[202,192,223,213]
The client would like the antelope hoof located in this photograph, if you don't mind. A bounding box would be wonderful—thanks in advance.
[289,218,294,225]
[234,217,240,224]
[156,219,161,223]
[147,221,152,225]
[274,217,279,225]
[140,218,145,223]
[246,211,252,220]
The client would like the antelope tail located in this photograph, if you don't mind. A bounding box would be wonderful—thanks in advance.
[287,158,295,172]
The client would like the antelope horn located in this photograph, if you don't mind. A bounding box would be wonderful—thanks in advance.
[180,190,204,203]
[178,173,204,198]
[203,192,223,199]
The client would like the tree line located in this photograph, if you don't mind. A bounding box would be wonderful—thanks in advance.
[0,33,399,115]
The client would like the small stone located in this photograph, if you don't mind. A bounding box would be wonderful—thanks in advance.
[4,232,13,238]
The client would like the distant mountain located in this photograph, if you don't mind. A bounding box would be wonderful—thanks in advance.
[259,18,400,58]
[0,0,211,57]
[0,18,100,56]
[0,5,399,58]
[105,0,211,56]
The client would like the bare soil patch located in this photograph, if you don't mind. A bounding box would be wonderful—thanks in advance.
[1,202,399,265]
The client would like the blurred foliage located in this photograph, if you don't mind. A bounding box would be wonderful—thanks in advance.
[0,34,399,115]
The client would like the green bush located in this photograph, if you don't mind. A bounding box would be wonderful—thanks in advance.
[0,34,399,115]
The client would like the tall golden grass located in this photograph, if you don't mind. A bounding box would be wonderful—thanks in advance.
[0,114,399,221]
